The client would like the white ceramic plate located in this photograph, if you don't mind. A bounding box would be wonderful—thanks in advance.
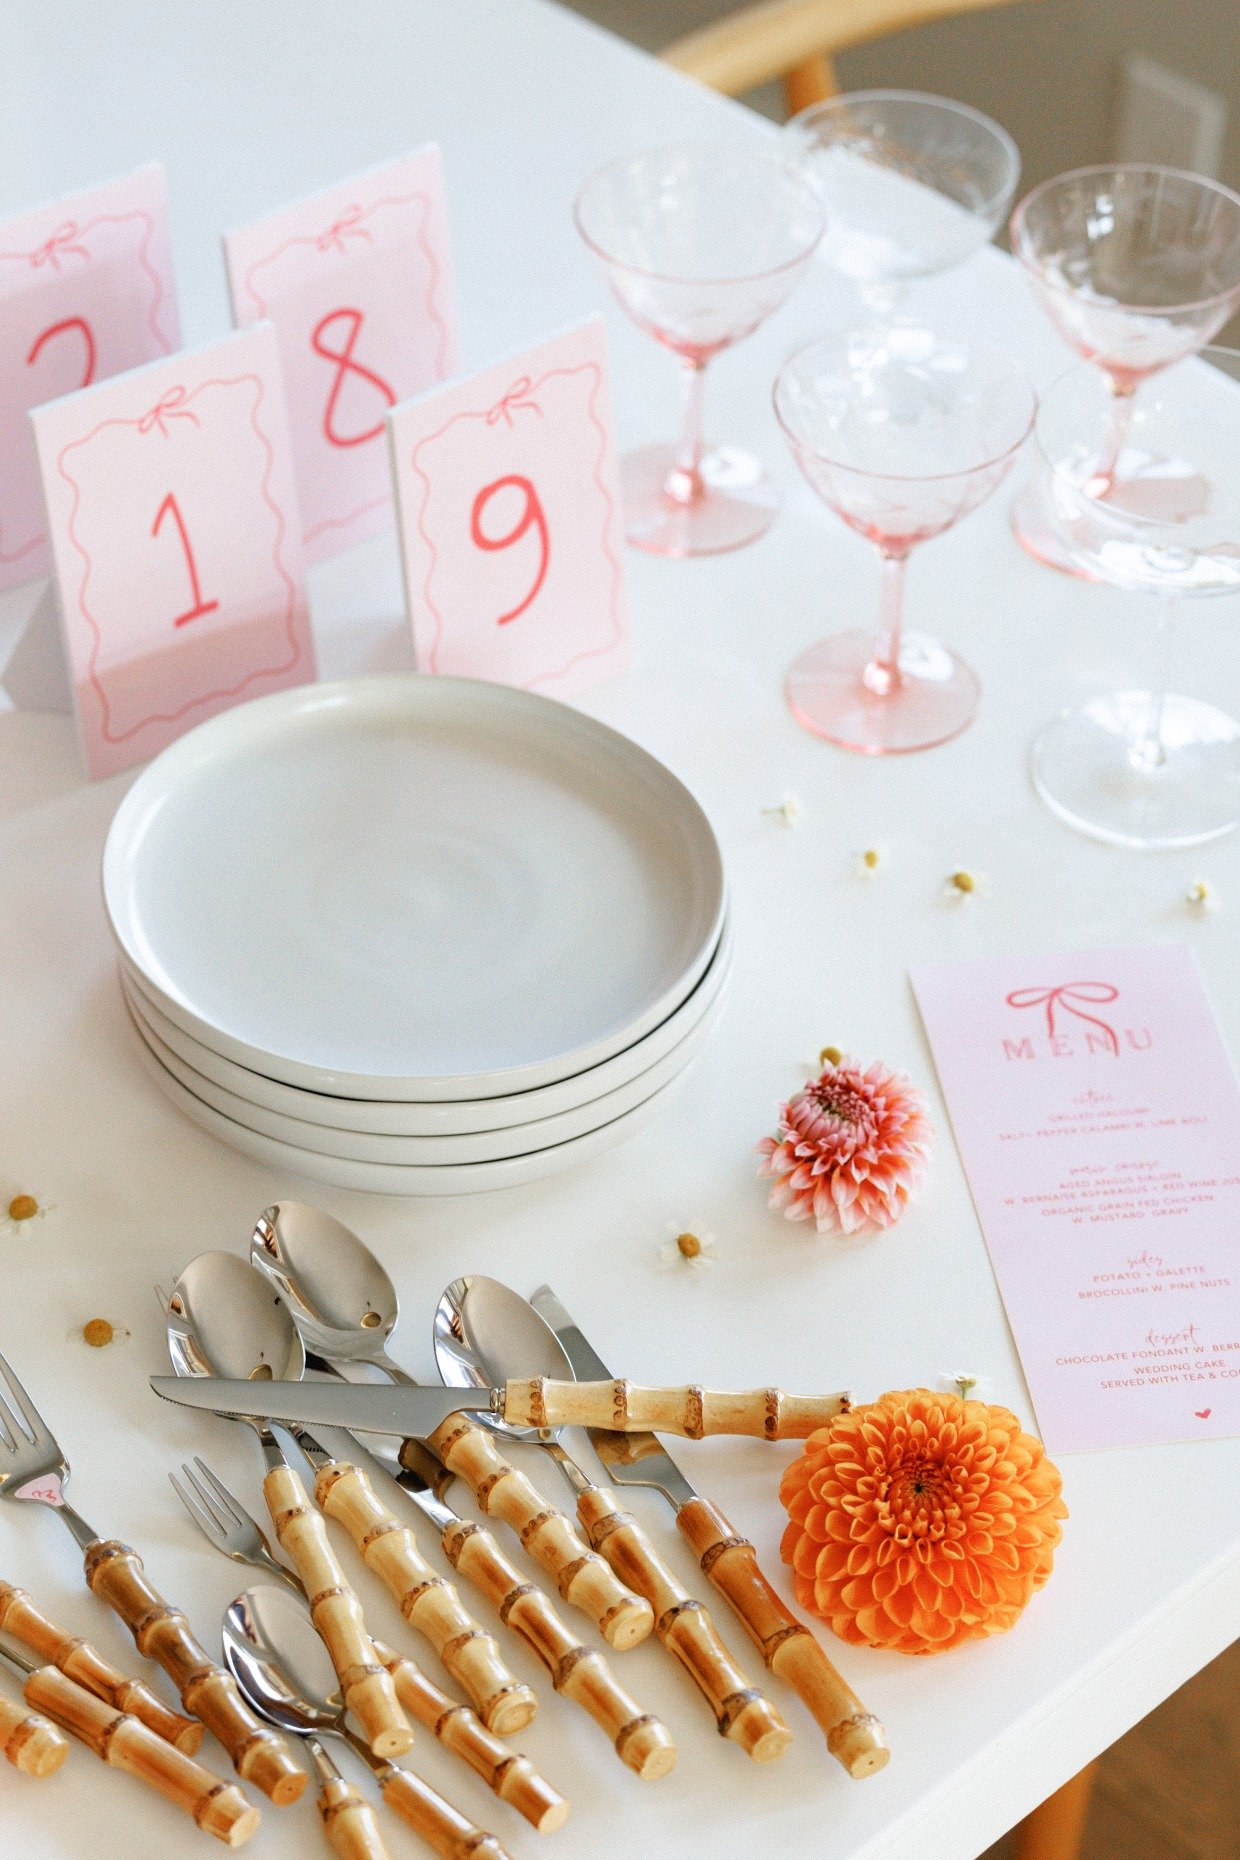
[104,676,724,1101]
[128,1017,699,1196]
[124,964,726,1164]
[119,917,732,1136]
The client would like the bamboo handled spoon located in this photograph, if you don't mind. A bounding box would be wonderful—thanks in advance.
[248,1204,675,1780]
[252,1204,653,1651]
[223,1587,511,1860]
[0,1633,258,1843]
[435,1276,792,1764]
[167,1254,410,1761]
[0,1673,69,1776]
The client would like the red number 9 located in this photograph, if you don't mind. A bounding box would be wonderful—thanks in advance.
[469,474,549,626]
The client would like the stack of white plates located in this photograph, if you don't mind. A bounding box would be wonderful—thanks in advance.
[104,677,729,1195]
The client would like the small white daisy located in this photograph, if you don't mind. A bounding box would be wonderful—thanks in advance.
[1185,879,1216,911]
[4,1192,50,1233]
[761,795,803,828]
[939,1370,992,1402]
[659,1225,719,1272]
[944,868,990,902]
[853,847,885,878]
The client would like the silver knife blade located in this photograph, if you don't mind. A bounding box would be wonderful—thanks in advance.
[531,1285,694,1508]
[150,1375,493,1435]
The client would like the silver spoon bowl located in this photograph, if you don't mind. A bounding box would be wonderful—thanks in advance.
[223,1586,346,1742]
[168,1251,305,1393]
[433,1274,574,1448]
[252,1203,398,1368]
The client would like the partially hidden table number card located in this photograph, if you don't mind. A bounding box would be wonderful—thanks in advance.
[388,318,630,697]
[0,164,180,594]
[31,324,315,779]
[224,148,458,563]
[911,944,1240,1454]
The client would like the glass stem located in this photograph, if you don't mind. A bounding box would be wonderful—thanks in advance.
[863,548,909,698]
[1131,591,1178,773]
[1090,376,1137,494]
[665,360,708,506]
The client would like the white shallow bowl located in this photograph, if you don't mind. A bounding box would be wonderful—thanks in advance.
[104,676,725,1100]
[119,917,732,1136]
[129,1020,701,1196]
[123,961,727,1164]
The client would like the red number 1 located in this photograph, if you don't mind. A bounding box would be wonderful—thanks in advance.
[470,475,550,626]
[152,493,219,628]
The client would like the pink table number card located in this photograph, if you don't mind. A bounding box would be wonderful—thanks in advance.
[224,149,458,563]
[912,944,1240,1454]
[31,323,315,779]
[0,163,180,593]
[389,318,629,696]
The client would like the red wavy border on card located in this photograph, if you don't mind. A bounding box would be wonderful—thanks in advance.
[238,191,449,544]
[55,372,306,746]
[408,361,624,687]
[0,208,175,566]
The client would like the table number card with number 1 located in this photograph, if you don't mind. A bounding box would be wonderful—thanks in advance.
[31,324,314,779]
[389,318,629,697]
[0,164,180,594]
[224,149,458,563]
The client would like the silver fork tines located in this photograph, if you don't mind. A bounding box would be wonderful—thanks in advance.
[171,1457,301,1596]
[0,1345,102,1552]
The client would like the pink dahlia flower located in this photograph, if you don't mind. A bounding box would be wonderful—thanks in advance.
[757,1056,932,1235]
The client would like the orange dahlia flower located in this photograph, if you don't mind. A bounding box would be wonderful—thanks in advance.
[779,1389,1067,1655]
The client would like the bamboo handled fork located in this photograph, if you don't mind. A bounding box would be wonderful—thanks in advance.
[0,1345,304,1805]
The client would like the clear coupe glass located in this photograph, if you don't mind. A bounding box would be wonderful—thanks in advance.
[1010,164,1240,575]
[1030,348,1240,849]
[784,90,1020,321]
[774,326,1036,754]
[574,144,824,556]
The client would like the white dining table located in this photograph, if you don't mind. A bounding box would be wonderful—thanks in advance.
[0,4,1237,1859]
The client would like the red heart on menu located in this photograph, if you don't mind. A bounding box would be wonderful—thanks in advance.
[1195,1408,1212,1419]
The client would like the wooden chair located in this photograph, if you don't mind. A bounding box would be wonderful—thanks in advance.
[663,0,1037,117]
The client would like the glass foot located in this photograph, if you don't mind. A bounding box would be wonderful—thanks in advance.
[1031,692,1240,848]
[1010,478,1101,580]
[785,629,980,754]
[621,444,780,556]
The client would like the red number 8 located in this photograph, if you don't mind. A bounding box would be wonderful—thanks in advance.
[469,474,549,627]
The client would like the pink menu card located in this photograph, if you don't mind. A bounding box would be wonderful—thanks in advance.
[911,944,1240,1453]
[0,163,180,593]
[224,149,458,563]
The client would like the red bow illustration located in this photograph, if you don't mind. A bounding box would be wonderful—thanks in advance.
[315,204,372,255]
[485,377,542,427]
[1005,982,1120,1054]
[30,221,89,270]
[137,386,199,437]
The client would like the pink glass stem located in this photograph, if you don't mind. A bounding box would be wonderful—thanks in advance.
[863,548,909,697]
[664,359,708,506]
[1086,377,1138,495]
[1131,591,1178,773]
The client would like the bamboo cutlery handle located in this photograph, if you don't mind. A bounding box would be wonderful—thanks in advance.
[371,1639,568,1833]
[317,1771,391,1860]
[82,1539,304,1805]
[23,1663,260,1845]
[428,1417,653,1649]
[0,1579,203,1754]
[313,1460,537,1737]
[504,1380,852,1440]
[264,1464,411,1759]
[676,1497,889,1778]
[377,1763,510,1860]
[437,1513,676,1781]
[0,1688,69,1776]
[576,1487,792,1762]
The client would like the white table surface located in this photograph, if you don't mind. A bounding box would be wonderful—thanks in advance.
[0,5,1237,1859]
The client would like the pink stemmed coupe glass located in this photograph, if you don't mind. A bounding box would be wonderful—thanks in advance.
[1010,164,1240,575]
[774,327,1036,754]
[574,145,825,556]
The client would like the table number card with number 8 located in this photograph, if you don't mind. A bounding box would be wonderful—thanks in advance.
[224,149,458,564]
[389,318,629,697]
[31,324,315,779]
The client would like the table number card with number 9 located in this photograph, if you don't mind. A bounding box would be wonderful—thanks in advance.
[389,318,629,697]
[0,164,180,594]
[31,324,315,779]
[224,149,458,563]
